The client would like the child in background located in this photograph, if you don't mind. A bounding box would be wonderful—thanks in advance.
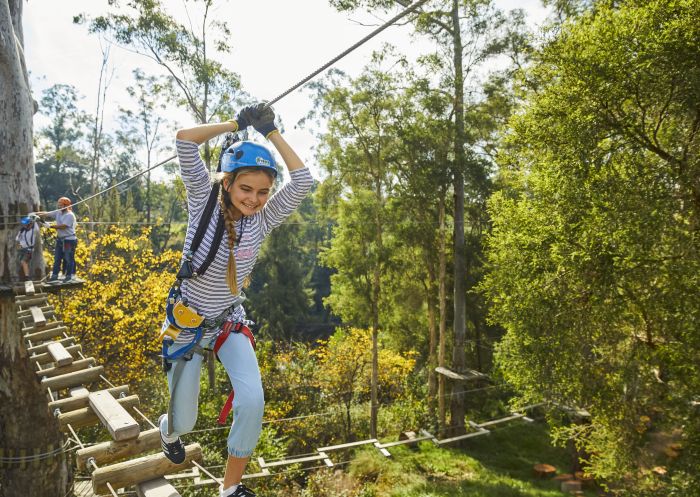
[15,215,39,281]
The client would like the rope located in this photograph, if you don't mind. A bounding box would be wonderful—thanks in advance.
[264,0,429,108]
[12,0,429,223]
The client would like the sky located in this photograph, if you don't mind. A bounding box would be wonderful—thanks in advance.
[23,0,549,181]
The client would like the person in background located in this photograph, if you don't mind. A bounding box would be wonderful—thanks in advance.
[15,215,39,281]
[37,197,78,283]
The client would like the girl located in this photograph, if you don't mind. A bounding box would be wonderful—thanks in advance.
[159,103,314,497]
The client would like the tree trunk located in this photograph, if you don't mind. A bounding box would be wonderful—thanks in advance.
[426,260,438,427]
[0,4,71,494]
[0,0,42,281]
[437,196,448,437]
[449,0,467,436]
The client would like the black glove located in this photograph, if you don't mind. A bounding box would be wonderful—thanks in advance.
[249,102,278,138]
[234,106,255,131]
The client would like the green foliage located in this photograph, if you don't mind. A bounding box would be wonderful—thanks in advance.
[80,0,245,131]
[482,0,700,494]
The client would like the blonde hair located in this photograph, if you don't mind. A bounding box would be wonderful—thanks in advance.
[218,168,275,294]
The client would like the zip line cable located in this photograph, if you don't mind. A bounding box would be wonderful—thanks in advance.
[10,0,429,223]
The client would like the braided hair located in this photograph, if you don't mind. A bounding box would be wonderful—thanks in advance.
[215,134,276,294]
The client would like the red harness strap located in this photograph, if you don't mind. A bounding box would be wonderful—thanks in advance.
[213,321,256,425]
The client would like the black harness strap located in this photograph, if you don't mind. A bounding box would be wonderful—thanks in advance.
[177,133,238,280]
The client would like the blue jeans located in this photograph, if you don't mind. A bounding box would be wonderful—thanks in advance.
[159,333,264,458]
[51,238,77,278]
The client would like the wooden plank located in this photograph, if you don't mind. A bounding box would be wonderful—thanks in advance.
[436,429,490,446]
[26,336,74,355]
[477,413,526,428]
[376,434,434,449]
[77,428,160,470]
[136,477,181,497]
[317,439,378,452]
[89,390,141,441]
[258,453,328,469]
[58,395,139,430]
[91,443,203,495]
[24,323,67,342]
[15,292,48,304]
[49,385,129,413]
[36,357,95,378]
[435,366,487,381]
[24,280,35,295]
[29,306,47,327]
[31,344,81,366]
[40,365,104,391]
[17,304,52,317]
[47,342,74,366]
[20,310,56,323]
[70,386,91,397]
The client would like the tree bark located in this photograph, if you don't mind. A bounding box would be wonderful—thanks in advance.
[437,196,448,437]
[449,0,467,436]
[0,2,71,495]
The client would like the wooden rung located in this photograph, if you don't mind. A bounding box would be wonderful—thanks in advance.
[31,344,81,366]
[58,395,139,430]
[478,413,526,428]
[26,336,74,355]
[376,434,434,449]
[40,365,104,391]
[49,385,129,413]
[436,429,490,446]
[435,366,487,381]
[17,304,51,317]
[47,342,76,366]
[258,452,328,469]
[24,325,68,344]
[24,280,36,295]
[36,357,95,379]
[89,390,141,441]
[77,428,160,470]
[317,439,378,452]
[136,477,181,497]
[16,294,47,307]
[91,443,203,495]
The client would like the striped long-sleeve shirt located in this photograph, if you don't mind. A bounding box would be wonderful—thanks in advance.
[174,139,314,344]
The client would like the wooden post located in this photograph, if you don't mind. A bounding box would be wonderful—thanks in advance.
[91,443,203,494]
[24,324,68,343]
[58,395,139,430]
[88,391,141,441]
[48,385,129,414]
[35,357,95,378]
[29,306,47,327]
[40,365,104,391]
[30,344,81,366]
[24,280,35,295]
[26,336,74,355]
[76,428,160,470]
[14,294,48,307]
[47,343,77,366]
[136,477,181,497]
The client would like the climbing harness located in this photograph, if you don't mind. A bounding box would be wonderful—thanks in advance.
[160,134,259,433]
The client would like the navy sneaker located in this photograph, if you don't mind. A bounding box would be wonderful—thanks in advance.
[158,415,186,464]
[230,484,256,497]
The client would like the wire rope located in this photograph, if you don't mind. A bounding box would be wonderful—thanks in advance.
[9,0,429,224]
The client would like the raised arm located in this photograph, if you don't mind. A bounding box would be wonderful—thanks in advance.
[175,121,238,144]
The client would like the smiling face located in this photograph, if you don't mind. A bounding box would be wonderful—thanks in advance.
[224,169,274,218]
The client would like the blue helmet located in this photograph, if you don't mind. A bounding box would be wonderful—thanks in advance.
[20,216,32,225]
[220,141,277,178]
